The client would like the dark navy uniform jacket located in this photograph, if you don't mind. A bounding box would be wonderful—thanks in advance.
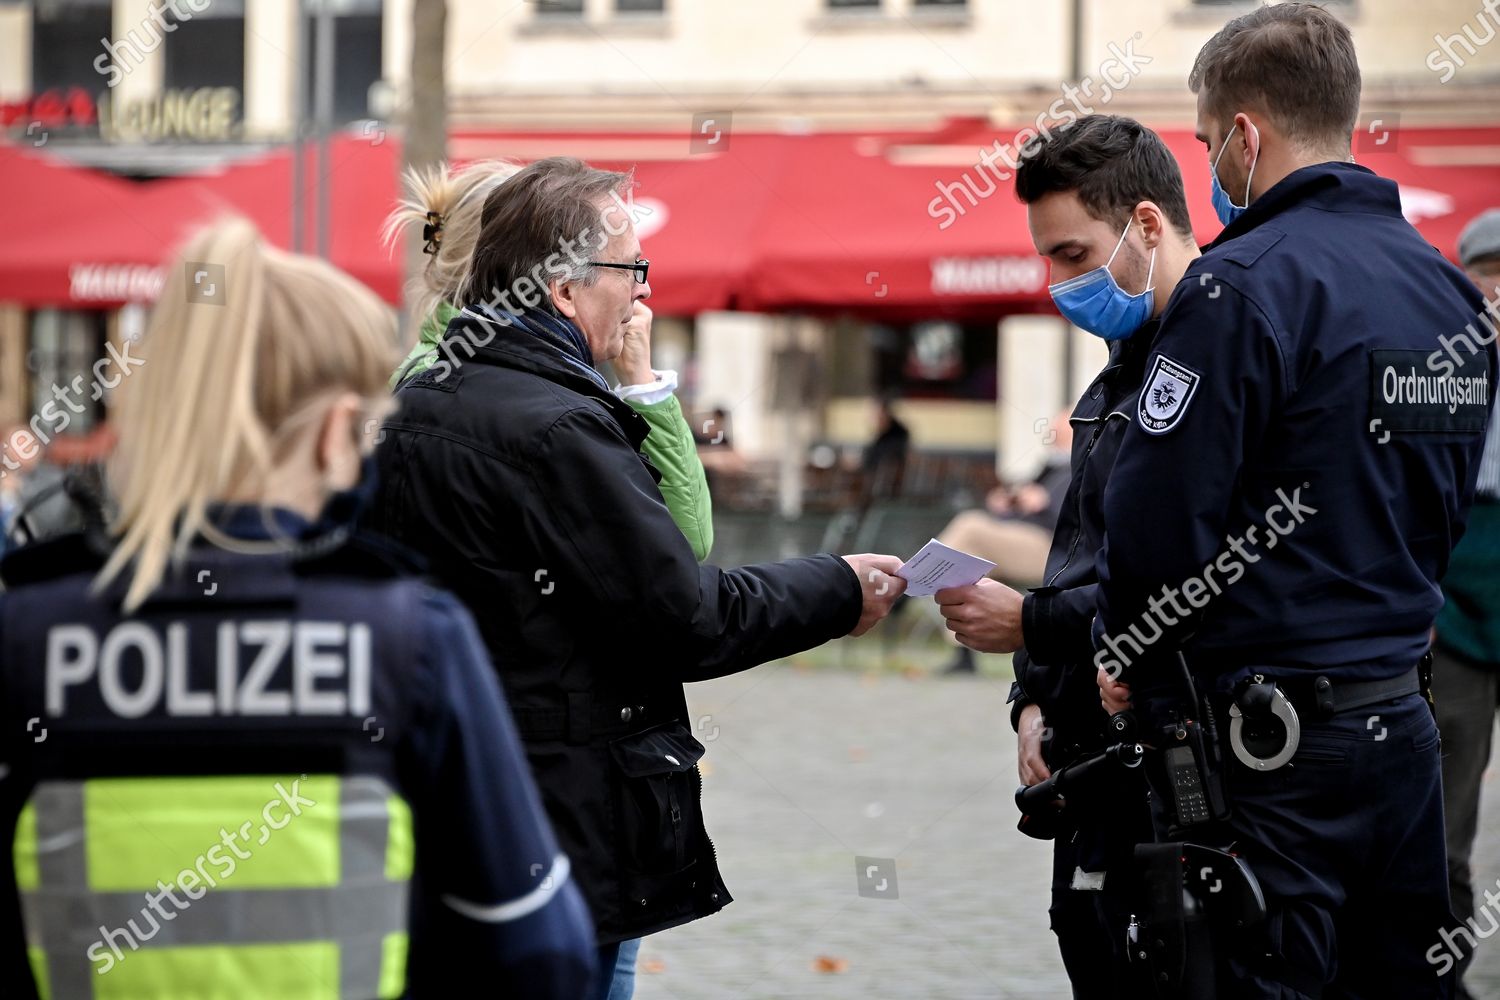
[0,507,596,998]
[1009,318,1159,762]
[1094,162,1494,692]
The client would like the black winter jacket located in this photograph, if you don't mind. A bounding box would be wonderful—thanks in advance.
[368,312,862,944]
[1008,320,1159,765]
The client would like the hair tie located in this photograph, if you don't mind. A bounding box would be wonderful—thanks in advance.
[421,211,445,255]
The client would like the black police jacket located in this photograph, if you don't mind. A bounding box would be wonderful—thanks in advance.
[367,312,862,945]
[1008,320,1159,765]
[1095,162,1496,692]
[0,513,596,998]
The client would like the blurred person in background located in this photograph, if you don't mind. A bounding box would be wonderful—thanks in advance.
[1432,206,1500,1000]
[693,406,746,492]
[385,157,720,994]
[936,410,1073,675]
[694,406,734,449]
[367,156,906,997]
[0,431,93,552]
[933,115,1201,995]
[0,219,595,999]
[861,396,911,501]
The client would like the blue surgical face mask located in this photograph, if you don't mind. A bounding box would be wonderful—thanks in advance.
[1209,121,1259,226]
[1047,220,1157,341]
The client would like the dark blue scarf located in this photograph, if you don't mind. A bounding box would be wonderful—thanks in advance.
[462,301,610,392]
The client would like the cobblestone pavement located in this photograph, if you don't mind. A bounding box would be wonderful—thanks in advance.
[631,660,1500,1000]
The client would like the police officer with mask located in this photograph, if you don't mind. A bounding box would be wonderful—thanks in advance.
[0,219,595,999]
[935,114,1201,997]
[1093,5,1494,998]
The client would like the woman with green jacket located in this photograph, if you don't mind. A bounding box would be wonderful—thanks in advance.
[384,160,712,562]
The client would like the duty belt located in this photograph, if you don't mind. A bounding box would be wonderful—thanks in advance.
[1280,663,1422,721]
[1226,662,1423,773]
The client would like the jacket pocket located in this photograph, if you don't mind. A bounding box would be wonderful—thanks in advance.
[609,722,707,895]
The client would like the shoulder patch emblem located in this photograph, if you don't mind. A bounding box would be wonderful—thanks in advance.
[1138,354,1201,435]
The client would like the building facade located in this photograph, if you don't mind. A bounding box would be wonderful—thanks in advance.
[3,0,1497,493]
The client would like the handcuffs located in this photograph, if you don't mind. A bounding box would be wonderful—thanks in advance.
[1227,674,1301,771]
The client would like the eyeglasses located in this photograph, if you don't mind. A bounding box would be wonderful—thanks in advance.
[588,258,650,284]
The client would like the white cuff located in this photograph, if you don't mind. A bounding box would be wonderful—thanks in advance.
[614,368,679,406]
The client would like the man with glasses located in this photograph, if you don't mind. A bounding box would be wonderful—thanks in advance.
[588,258,651,282]
[367,156,907,999]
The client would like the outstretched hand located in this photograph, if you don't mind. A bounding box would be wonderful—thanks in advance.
[842,554,907,637]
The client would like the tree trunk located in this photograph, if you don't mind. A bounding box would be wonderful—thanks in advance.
[400,0,448,331]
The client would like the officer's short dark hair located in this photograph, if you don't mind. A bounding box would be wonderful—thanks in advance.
[1014,115,1193,237]
[1189,2,1361,150]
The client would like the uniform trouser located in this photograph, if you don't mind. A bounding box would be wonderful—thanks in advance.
[1050,860,1138,998]
[1205,692,1455,999]
[1431,644,1500,1000]
[1050,819,1153,999]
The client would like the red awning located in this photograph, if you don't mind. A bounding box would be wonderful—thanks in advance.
[1,131,785,315]
[737,128,1054,319]
[6,121,1499,315]
[0,137,413,308]
[0,144,169,305]
[458,130,796,316]
[124,137,406,303]
[735,120,1500,319]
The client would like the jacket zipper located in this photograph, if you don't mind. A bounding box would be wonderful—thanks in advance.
[694,763,721,902]
[670,779,686,870]
[1040,333,1152,590]
[1043,415,1108,589]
